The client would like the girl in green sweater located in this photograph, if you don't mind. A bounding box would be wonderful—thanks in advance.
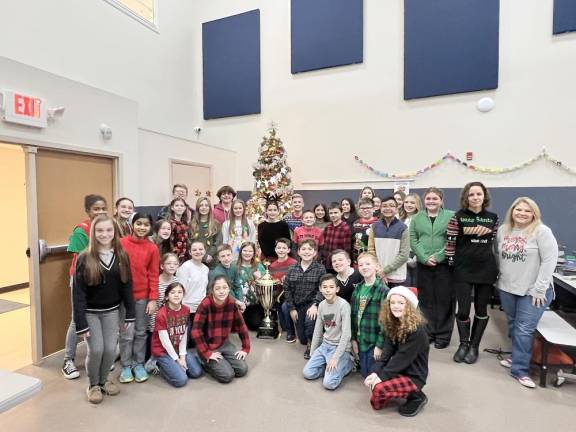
[409,187,455,349]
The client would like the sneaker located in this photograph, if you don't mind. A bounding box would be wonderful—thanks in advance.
[101,380,120,396]
[145,358,160,375]
[62,359,80,380]
[86,385,103,404]
[133,364,149,383]
[515,376,536,389]
[285,334,297,344]
[398,391,428,417]
[109,363,115,372]
[304,347,311,360]
[119,366,134,383]
[500,358,512,368]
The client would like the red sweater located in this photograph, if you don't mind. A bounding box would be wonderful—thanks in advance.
[191,295,251,361]
[269,257,297,282]
[120,236,160,301]
[293,226,324,247]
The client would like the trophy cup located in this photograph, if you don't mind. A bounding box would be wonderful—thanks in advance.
[255,268,281,339]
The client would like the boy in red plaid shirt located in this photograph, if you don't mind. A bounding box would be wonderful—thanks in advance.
[364,286,429,417]
[323,202,352,273]
[191,275,251,383]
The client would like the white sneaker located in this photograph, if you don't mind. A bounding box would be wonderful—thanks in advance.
[516,376,536,389]
[62,359,80,379]
[499,358,512,368]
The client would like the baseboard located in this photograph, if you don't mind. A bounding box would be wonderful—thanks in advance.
[0,283,29,294]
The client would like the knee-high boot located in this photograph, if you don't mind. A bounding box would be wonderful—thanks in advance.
[453,318,471,363]
[464,316,489,364]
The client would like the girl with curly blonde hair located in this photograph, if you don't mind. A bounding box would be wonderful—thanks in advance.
[364,286,430,417]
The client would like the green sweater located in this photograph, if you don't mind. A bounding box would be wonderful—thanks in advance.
[409,208,455,264]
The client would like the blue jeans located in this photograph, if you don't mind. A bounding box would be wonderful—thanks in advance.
[359,347,375,378]
[499,288,553,378]
[303,342,354,390]
[156,353,203,387]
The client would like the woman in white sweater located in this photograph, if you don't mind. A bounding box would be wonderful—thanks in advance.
[496,197,558,389]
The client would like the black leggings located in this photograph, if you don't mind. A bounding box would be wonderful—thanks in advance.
[455,282,492,320]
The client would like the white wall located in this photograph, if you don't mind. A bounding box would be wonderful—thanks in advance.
[0,0,204,145]
[189,0,576,191]
[0,0,237,205]
[0,56,141,200]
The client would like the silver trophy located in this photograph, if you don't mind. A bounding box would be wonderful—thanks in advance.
[255,268,281,339]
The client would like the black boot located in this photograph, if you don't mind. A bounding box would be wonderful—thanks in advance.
[453,319,471,363]
[398,390,428,417]
[464,316,489,364]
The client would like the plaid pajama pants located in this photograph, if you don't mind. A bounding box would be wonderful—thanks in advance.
[370,376,418,410]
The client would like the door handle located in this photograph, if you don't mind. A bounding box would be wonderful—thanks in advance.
[38,239,69,262]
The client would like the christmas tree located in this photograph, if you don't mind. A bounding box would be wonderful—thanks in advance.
[246,126,294,223]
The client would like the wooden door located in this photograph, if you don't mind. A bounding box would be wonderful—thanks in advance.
[36,149,114,356]
[170,160,212,208]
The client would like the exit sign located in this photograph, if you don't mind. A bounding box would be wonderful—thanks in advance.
[1,90,47,128]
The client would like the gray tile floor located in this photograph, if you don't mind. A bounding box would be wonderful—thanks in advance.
[1,309,575,431]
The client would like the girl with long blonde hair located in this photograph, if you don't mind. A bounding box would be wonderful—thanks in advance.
[190,197,222,267]
[73,215,135,403]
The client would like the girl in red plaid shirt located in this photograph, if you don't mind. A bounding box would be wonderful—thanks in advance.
[364,286,429,417]
[191,276,251,383]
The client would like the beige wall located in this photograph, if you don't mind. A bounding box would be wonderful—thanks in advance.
[0,144,28,287]
[138,130,237,206]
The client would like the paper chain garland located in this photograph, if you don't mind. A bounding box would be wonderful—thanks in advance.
[354,147,576,179]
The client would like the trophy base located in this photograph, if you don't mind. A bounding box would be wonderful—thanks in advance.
[257,323,279,339]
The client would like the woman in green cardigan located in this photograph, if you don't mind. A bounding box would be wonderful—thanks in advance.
[409,187,455,349]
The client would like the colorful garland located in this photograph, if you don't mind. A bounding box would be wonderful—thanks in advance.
[354,147,576,179]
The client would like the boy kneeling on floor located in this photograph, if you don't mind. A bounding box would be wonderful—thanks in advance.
[302,274,354,390]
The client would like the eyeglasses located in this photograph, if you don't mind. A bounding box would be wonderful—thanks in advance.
[359,207,372,210]
[380,204,397,209]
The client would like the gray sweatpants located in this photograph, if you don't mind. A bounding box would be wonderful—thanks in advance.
[85,310,119,386]
[119,299,148,367]
[64,277,77,361]
[203,339,248,383]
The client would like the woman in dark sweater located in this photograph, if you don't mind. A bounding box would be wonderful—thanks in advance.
[445,182,499,364]
[364,286,429,417]
[257,201,291,261]
[73,215,135,404]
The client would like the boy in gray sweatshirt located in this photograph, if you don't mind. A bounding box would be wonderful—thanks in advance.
[302,274,354,390]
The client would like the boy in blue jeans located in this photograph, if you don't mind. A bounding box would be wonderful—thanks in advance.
[303,274,354,390]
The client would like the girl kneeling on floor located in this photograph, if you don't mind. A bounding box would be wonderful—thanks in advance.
[364,286,429,417]
[191,276,251,383]
[73,215,135,404]
[151,282,203,387]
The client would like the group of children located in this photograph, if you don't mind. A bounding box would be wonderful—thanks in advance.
[65,180,557,414]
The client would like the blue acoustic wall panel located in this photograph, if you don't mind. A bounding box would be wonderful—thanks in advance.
[554,0,576,35]
[291,0,363,74]
[404,0,500,100]
[202,10,261,119]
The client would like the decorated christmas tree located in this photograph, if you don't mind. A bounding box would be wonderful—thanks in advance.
[246,126,294,223]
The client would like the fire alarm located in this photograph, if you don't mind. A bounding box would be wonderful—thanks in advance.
[466,152,473,161]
